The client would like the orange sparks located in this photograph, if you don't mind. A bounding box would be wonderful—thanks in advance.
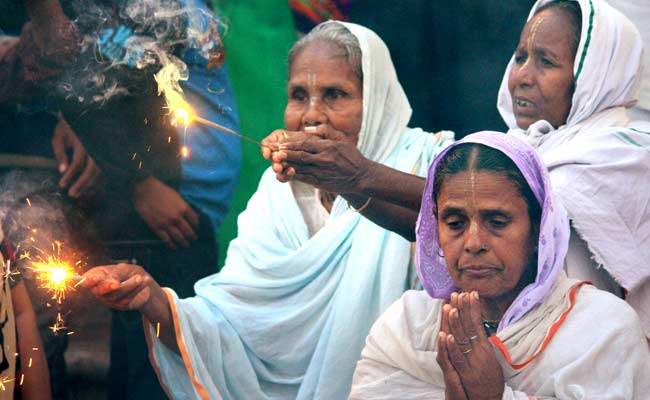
[0,376,14,391]
[181,146,190,158]
[49,313,67,334]
[25,198,31,207]
[23,241,83,304]
[156,322,161,338]
[19,374,24,386]
[28,358,32,368]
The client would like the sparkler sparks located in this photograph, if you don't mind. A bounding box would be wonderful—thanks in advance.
[155,63,260,149]
[20,238,85,334]
[24,247,78,304]
[48,313,67,334]
[0,376,14,391]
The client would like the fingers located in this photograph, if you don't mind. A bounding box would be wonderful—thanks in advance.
[51,126,69,174]
[261,129,290,159]
[446,334,471,374]
[184,206,200,230]
[441,303,452,334]
[437,333,470,400]
[175,217,198,243]
[68,157,100,198]
[155,229,175,250]
[59,141,86,189]
[448,307,471,353]
[458,292,481,343]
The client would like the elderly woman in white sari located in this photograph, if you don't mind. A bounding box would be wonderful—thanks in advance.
[350,131,650,399]
[497,0,650,335]
[79,21,452,399]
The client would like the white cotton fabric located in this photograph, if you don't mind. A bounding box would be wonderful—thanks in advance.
[605,0,650,116]
[350,277,650,399]
[497,0,650,335]
[337,22,413,165]
[145,21,454,400]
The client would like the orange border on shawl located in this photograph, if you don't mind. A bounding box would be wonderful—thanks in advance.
[489,281,590,370]
[143,288,212,400]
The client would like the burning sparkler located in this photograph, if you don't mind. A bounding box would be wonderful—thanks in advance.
[22,241,83,305]
[154,63,261,152]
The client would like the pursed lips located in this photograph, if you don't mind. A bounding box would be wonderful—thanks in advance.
[459,265,501,277]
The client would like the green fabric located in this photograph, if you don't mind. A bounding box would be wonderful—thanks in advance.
[211,0,296,266]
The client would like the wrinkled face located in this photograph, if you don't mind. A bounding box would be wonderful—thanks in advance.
[437,171,537,300]
[285,40,363,144]
[508,8,577,129]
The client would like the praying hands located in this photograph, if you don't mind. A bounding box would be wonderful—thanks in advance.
[437,292,505,400]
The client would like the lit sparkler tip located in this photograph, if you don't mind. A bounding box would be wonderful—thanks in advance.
[181,146,190,158]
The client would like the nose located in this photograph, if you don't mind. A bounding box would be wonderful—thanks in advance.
[302,97,328,128]
[511,60,535,89]
[464,221,487,254]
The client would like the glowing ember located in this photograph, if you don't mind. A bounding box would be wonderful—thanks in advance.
[174,107,191,127]
[181,145,190,158]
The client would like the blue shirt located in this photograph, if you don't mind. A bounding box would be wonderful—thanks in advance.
[177,0,241,231]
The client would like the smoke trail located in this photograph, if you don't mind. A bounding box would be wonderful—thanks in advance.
[51,0,225,109]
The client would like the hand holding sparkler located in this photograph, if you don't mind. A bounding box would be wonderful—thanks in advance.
[81,264,153,311]
[81,264,180,354]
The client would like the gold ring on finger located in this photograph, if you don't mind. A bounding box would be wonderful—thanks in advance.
[469,335,479,341]
[462,348,472,355]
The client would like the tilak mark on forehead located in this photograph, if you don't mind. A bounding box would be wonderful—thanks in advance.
[523,15,546,69]
[307,72,318,107]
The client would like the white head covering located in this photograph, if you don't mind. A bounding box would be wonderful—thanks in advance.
[497,0,650,335]
[497,0,644,139]
[324,21,413,165]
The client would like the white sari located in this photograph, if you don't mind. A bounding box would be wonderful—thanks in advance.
[350,275,650,399]
[498,0,650,335]
[143,22,453,400]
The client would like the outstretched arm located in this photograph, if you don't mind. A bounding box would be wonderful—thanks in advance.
[81,264,179,354]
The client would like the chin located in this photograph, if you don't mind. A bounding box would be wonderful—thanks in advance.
[515,116,535,130]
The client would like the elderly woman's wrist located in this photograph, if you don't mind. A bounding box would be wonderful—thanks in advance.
[141,283,170,323]
[351,158,376,194]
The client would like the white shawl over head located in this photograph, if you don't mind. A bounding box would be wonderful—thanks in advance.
[334,22,413,164]
[497,0,650,335]
[145,21,452,400]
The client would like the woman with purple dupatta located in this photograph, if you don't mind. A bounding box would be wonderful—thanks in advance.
[349,132,650,399]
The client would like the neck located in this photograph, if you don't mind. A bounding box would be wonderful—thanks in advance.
[479,292,518,321]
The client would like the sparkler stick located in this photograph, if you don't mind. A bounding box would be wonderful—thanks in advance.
[192,114,261,145]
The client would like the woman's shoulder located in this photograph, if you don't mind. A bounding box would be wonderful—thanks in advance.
[573,284,640,325]
[557,284,646,348]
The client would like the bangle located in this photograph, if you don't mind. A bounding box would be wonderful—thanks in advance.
[348,197,372,213]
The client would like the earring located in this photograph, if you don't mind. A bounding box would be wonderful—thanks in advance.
[436,248,444,258]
